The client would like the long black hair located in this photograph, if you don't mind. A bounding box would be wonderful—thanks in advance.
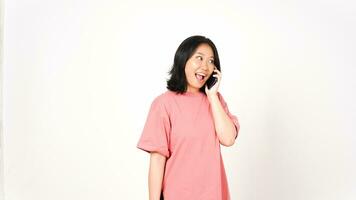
[166,35,221,95]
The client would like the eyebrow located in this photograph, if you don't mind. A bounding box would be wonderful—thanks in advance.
[196,52,214,59]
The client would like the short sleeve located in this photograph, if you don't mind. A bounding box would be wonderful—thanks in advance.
[217,92,240,139]
[137,97,171,158]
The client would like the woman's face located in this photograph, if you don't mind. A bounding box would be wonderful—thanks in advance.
[184,43,215,93]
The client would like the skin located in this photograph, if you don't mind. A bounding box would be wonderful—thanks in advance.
[148,43,238,200]
[149,152,166,200]
[185,43,237,146]
[184,43,216,94]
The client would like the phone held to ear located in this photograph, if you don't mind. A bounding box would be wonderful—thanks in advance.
[206,71,218,89]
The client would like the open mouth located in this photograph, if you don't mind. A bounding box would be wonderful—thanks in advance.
[195,73,206,82]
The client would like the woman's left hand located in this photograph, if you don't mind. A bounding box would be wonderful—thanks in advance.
[205,68,222,97]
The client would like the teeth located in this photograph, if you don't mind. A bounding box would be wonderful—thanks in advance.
[196,73,206,77]
[195,73,205,81]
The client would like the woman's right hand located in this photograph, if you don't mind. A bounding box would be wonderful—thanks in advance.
[149,152,167,200]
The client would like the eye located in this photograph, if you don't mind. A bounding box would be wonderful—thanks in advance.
[196,56,203,60]
[209,59,215,64]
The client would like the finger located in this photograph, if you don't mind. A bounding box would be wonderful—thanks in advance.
[213,73,221,80]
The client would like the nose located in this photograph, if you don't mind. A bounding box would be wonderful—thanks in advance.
[200,60,208,70]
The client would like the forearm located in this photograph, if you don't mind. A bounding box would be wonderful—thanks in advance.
[148,152,167,200]
[208,94,237,146]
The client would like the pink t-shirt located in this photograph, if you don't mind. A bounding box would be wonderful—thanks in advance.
[137,90,240,200]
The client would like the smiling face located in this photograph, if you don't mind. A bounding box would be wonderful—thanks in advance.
[184,43,215,93]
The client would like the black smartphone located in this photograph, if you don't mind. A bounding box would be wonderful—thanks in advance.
[206,71,218,89]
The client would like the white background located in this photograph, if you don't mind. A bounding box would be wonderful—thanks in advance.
[2,0,356,199]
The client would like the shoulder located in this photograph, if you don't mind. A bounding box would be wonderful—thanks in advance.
[150,90,176,108]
